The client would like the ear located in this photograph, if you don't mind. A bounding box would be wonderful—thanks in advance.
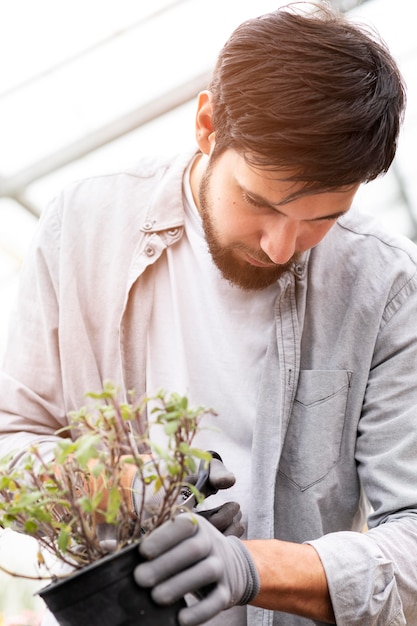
[195,90,216,155]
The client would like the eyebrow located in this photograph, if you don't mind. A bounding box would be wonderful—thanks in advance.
[242,187,349,222]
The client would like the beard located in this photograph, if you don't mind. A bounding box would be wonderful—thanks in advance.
[198,166,299,291]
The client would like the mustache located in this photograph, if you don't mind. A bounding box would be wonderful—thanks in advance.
[223,242,299,268]
[216,242,272,264]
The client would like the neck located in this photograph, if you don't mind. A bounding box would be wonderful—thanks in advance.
[189,152,207,215]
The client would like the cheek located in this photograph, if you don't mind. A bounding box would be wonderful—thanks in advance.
[212,196,258,239]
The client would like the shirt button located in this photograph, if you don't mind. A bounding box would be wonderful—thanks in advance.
[167,228,179,237]
[294,264,304,277]
[142,221,154,231]
[145,246,155,257]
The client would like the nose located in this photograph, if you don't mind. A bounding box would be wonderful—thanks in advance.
[259,218,298,265]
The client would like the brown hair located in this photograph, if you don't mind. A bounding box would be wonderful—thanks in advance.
[208,2,406,194]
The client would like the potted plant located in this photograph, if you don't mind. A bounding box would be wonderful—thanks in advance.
[0,381,216,626]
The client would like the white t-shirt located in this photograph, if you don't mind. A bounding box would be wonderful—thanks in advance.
[146,158,278,526]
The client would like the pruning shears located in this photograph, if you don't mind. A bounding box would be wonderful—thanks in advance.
[178,450,222,511]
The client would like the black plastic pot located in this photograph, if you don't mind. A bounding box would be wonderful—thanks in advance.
[38,542,186,626]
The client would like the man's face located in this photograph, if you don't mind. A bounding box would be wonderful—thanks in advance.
[196,150,359,291]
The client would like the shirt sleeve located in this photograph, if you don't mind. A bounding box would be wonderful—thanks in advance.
[307,521,413,625]
[0,196,65,463]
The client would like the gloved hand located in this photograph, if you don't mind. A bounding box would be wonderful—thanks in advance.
[197,502,244,537]
[185,453,244,537]
[186,453,236,492]
[134,512,260,626]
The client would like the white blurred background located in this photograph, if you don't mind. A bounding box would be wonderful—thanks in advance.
[0,0,416,620]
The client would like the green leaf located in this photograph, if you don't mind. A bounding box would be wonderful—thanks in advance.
[188,448,212,462]
[78,490,103,514]
[58,527,71,553]
[24,520,39,534]
[163,419,179,435]
[86,379,118,400]
[0,476,16,490]
[105,486,122,524]
[54,439,78,464]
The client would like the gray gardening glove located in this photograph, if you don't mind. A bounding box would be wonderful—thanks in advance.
[186,454,244,537]
[132,453,244,537]
[186,454,236,492]
[197,501,244,537]
[134,512,260,626]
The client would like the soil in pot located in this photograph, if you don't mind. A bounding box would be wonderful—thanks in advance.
[38,542,186,626]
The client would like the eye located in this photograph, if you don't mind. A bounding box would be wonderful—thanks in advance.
[242,191,268,210]
[310,214,343,224]
[317,216,339,223]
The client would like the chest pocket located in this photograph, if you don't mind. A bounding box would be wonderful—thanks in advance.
[279,369,351,490]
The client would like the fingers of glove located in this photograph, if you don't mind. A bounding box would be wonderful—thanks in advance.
[223,509,245,538]
[135,515,212,587]
[139,514,197,560]
[150,555,223,605]
[186,457,235,491]
[136,514,259,618]
[178,586,232,626]
[198,502,241,533]
[208,457,236,490]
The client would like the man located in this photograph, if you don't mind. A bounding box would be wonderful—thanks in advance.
[0,2,415,625]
